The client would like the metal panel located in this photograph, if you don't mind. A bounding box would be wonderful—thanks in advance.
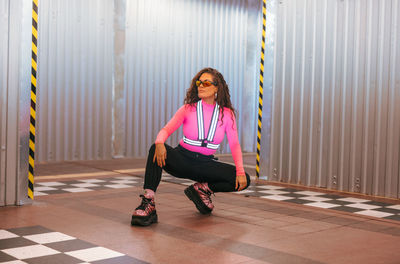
[112,0,127,158]
[36,0,261,161]
[4,0,21,205]
[19,0,34,205]
[36,0,114,162]
[5,0,19,205]
[0,0,31,206]
[258,0,277,178]
[0,0,10,206]
[268,0,400,198]
[124,0,257,157]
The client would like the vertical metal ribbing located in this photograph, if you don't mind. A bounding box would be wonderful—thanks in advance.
[256,0,266,178]
[29,0,38,199]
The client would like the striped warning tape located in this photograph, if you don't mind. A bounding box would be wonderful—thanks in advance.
[28,0,38,199]
[256,0,266,178]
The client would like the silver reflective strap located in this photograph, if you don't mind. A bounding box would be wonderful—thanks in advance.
[183,136,202,146]
[183,136,220,149]
[183,100,221,150]
[206,143,219,149]
[207,104,220,142]
[197,101,204,140]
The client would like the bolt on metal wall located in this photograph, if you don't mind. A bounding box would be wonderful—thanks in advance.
[268,0,400,198]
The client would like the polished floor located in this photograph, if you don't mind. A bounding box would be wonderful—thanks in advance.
[1,155,400,264]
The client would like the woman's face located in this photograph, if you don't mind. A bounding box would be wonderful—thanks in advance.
[197,73,218,102]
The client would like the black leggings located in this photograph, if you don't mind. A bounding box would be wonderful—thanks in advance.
[143,144,250,193]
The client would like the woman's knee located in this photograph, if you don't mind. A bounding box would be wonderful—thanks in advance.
[149,143,156,155]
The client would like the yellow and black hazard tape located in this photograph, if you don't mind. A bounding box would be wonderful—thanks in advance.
[256,0,266,178]
[28,0,38,199]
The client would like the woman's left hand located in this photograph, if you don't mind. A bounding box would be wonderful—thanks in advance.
[235,173,247,191]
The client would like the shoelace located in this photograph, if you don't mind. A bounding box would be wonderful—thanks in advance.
[135,195,154,211]
[198,188,214,204]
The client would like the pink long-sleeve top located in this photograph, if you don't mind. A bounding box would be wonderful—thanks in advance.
[155,100,245,176]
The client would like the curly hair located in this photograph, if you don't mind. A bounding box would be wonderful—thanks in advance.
[184,67,236,125]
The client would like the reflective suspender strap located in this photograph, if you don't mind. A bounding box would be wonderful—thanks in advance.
[183,135,202,147]
[207,104,219,142]
[182,136,220,149]
[197,101,204,140]
[183,100,220,150]
[205,142,219,149]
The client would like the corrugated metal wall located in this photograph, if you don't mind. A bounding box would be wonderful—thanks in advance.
[269,0,400,198]
[124,0,253,157]
[0,0,10,205]
[258,0,277,178]
[0,0,32,206]
[36,0,260,161]
[36,0,114,162]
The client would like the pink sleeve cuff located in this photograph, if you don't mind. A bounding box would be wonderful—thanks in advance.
[236,167,245,176]
[155,129,169,144]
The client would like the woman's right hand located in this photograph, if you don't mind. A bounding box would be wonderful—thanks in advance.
[153,143,167,167]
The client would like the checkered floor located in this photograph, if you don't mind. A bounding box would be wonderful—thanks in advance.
[162,177,400,221]
[235,185,400,221]
[35,174,400,222]
[34,176,143,196]
[0,226,146,264]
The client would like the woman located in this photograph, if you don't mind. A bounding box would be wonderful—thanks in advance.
[131,67,250,226]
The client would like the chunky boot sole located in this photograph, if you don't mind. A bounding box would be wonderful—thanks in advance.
[131,210,158,226]
[184,186,212,214]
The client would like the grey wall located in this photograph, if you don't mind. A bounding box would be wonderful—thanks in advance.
[0,0,32,206]
[3,0,399,201]
[35,0,263,161]
[2,0,266,205]
[0,0,10,206]
[36,0,114,161]
[123,0,261,157]
[266,0,400,198]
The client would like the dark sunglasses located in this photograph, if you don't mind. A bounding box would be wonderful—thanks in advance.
[196,80,217,87]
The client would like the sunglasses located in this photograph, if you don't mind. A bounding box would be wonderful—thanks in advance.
[196,80,217,87]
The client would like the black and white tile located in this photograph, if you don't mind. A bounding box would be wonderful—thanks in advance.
[35,174,400,222]
[0,226,147,264]
[234,185,400,221]
[34,176,143,196]
[150,175,400,221]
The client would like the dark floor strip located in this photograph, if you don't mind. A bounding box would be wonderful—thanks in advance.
[155,223,326,264]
